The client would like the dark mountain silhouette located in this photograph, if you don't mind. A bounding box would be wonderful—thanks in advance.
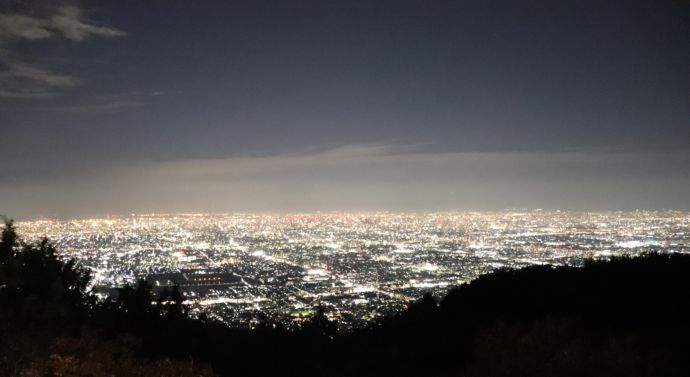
[2,218,690,376]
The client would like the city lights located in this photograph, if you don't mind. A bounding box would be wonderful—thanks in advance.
[16,210,690,330]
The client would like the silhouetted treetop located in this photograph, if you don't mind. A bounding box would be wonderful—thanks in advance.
[0,218,91,329]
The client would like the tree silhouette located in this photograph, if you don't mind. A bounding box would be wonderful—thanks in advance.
[1,218,92,375]
[0,218,91,327]
[158,284,187,319]
[302,305,338,338]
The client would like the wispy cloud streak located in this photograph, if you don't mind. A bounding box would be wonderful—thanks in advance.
[0,5,126,44]
[0,5,125,99]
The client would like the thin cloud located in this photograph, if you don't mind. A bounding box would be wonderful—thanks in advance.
[0,5,125,44]
[46,99,142,114]
[0,59,78,98]
[50,6,126,41]
[0,4,125,99]
[2,60,77,86]
[42,90,171,113]
[0,14,54,41]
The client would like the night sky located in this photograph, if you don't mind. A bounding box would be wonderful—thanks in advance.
[1,0,688,218]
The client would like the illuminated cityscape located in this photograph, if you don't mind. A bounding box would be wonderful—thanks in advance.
[16,211,690,330]
[2,1,688,375]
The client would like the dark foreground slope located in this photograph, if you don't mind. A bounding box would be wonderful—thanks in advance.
[2,220,690,377]
[344,254,690,377]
